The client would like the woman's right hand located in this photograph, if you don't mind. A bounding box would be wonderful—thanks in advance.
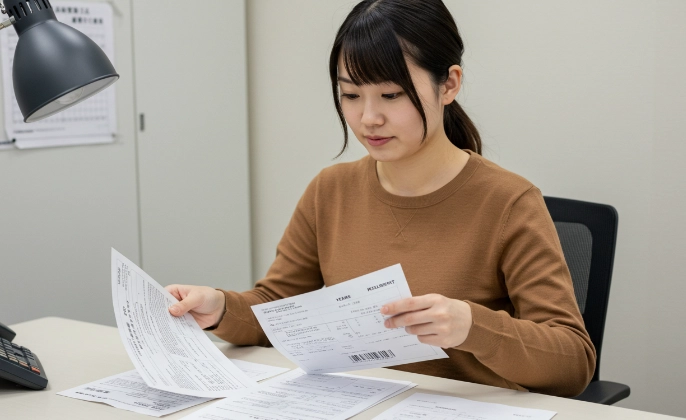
[165,284,226,329]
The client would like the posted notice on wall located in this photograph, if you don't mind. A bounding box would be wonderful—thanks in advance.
[0,1,117,149]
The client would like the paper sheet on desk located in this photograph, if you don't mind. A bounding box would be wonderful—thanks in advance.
[181,368,416,420]
[111,248,257,398]
[372,393,557,420]
[57,362,291,417]
[58,370,212,417]
[251,264,448,374]
[228,359,290,382]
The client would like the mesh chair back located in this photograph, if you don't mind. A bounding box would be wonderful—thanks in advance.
[544,197,618,383]
[554,222,593,314]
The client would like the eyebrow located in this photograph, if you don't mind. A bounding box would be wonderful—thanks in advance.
[337,76,354,84]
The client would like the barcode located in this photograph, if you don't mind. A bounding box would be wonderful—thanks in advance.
[348,349,396,362]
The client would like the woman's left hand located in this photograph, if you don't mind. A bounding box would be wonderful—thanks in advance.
[381,294,473,348]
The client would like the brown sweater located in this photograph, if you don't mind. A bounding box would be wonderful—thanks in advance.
[213,150,596,397]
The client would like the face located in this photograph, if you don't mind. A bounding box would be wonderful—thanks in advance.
[337,54,454,163]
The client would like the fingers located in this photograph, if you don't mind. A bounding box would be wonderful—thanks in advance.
[416,334,441,347]
[381,294,470,349]
[381,294,440,317]
[384,309,434,329]
[403,322,434,336]
[165,284,184,301]
[168,289,204,317]
[400,320,444,347]
[403,323,448,348]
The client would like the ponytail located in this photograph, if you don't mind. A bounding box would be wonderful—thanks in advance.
[444,101,481,155]
[331,0,483,157]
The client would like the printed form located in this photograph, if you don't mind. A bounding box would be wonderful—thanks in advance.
[57,362,291,417]
[251,264,448,374]
[182,368,416,420]
[58,370,212,417]
[111,248,257,398]
[372,393,557,420]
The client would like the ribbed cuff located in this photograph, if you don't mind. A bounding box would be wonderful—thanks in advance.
[202,289,228,331]
[456,301,504,361]
[210,290,242,338]
[208,289,271,347]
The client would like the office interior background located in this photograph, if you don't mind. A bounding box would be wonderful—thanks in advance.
[0,0,684,417]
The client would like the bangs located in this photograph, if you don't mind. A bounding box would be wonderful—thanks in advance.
[329,3,429,157]
[340,11,413,88]
[330,0,481,157]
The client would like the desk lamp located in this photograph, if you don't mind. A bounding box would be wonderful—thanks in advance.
[0,0,118,123]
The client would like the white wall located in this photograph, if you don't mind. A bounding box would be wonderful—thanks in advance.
[246,0,367,280]
[247,1,686,417]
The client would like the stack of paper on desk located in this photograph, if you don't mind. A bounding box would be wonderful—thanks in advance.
[57,362,291,417]
[181,368,416,420]
[372,393,557,420]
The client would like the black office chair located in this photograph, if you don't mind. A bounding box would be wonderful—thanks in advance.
[543,196,630,405]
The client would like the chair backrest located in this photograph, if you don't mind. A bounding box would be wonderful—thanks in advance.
[543,196,618,383]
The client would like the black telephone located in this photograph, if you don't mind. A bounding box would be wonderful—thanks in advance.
[0,322,48,390]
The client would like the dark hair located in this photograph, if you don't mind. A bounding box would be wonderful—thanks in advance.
[329,0,482,156]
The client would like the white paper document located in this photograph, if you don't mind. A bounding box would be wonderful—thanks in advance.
[0,1,117,149]
[181,368,416,420]
[57,362,291,417]
[251,264,448,374]
[58,370,212,417]
[228,359,290,382]
[111,248,257,398]
[372,393,557,420]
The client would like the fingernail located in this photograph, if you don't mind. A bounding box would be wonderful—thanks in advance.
[384,320,390,328]
[170,305,179,314]
[381,306,388,314]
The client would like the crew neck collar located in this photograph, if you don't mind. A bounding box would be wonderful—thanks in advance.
[366,149,482,209]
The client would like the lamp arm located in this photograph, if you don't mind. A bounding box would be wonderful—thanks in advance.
[0,2,14,30]
[0,15,14,30]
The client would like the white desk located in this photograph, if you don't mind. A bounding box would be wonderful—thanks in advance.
[0,317,678,420]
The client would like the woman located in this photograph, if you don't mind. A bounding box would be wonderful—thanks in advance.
[167,0,595,397]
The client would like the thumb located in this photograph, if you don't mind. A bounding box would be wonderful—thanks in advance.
[169,292,203,317]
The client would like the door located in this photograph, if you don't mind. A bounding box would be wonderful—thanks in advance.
[132,0,252,291]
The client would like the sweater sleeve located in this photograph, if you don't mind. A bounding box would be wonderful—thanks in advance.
[211,174,323,346]
[457,186,596,397]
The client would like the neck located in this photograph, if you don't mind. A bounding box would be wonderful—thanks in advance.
[376,133,470,197]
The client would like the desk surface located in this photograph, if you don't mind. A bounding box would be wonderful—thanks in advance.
[0,317,678,420]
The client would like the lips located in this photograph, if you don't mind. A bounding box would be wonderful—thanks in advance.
[365,136,393,146]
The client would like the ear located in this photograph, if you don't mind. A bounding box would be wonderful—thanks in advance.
[441,65,462,105]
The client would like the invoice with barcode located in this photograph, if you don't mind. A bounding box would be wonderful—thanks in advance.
[250,264,448,374]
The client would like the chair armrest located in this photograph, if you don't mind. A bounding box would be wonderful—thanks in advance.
[573,380,630,405]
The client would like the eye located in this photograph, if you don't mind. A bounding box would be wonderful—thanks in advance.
[340,93,359,100]
[382,92,403,100]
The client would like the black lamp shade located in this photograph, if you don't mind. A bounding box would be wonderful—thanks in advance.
[6,0,119,123]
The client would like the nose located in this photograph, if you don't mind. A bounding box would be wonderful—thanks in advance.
[360,99,384,127]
